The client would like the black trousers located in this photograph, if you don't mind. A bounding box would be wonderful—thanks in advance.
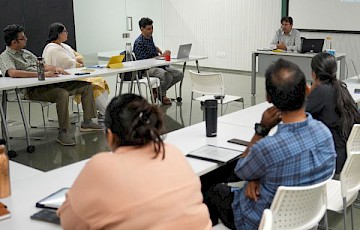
[201,159,240,229]
[203,184,236,229]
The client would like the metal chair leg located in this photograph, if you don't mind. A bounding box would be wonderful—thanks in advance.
[350,204,354,230]
[189,93,194,126]
[343,198,348,230]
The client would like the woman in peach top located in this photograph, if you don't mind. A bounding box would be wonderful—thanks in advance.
[58,94,211,230]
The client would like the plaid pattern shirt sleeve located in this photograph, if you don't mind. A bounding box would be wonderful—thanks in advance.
[231,114,336,229]
[133,35,158,60]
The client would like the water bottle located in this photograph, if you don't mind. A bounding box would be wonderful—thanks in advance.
[204,100,218,137]
[0,145,11,198]
[325,36,332,50]
[125,43,133,62]
[36,57,45,81]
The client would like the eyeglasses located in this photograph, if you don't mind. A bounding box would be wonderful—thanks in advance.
[16,35,27,41]
[62,30,68,34]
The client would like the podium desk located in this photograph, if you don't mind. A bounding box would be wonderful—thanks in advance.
[251,51,346,95]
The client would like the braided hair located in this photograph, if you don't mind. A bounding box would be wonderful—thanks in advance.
[311,52,360,140]
[105,94,165,159]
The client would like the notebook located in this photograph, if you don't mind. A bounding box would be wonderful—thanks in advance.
[186,145,243,163]
[106,54,125,68]
[300,39,324,53]
[156,43,192,60]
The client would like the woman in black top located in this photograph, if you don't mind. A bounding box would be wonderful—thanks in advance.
[306,52,360,173]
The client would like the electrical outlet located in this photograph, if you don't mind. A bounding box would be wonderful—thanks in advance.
[216,52,226,58]
[122,33,130,38]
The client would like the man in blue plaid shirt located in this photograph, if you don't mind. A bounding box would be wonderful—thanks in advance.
[133,17,183,105]
[204,59,336,229]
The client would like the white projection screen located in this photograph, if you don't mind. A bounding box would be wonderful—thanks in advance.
[288,0,360,32]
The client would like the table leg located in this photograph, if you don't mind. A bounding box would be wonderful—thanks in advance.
[1,91,17,157]
[178,62,188,101]
[15,88,35,153]
[145,70,155,104]
[251,53,257,96]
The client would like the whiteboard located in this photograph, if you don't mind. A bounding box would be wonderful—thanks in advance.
[288,0,360,32]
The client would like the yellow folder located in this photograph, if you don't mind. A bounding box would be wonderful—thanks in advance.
[106,55,125,68]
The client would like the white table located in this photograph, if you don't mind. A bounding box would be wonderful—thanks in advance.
[0,56,207,155]
[0,100,271,229]
[251,51,346,95]
[0,160,88,230]
[9,161,43,184]
[0,117,262,229]
[98,52,208,101]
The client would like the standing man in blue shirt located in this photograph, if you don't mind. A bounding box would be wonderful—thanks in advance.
[270,16,301,52]
[133,17,183,105]
[203,59,336,229]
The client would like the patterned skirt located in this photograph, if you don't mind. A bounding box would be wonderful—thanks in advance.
[73,77,110,103]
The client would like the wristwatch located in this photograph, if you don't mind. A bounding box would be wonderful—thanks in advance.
[255,123,270,137]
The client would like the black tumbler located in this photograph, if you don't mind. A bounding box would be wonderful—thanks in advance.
[204,99,218,137]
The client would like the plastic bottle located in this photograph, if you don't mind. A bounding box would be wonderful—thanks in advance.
[36,57,45,81]
[325,36,332,50]
[0,145,11,198]
[125,43,133,62]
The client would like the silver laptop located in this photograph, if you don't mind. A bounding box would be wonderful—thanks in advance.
[156,43,192,60]
[351,60,360,82]
[174,43,192,59]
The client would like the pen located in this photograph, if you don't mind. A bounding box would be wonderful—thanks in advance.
[75,72,91,75]
[87,65,104,68]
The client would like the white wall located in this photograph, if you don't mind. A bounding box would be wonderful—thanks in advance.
[73,0,126,55]
[73,0,163,55]
[125,0,164,50]
[162,0,282,71]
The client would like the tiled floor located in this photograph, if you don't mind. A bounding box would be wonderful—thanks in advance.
[4,61,267,171]
[2,56,359,229]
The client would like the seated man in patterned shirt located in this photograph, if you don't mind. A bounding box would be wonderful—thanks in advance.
[133,17,183,105]
[203,59,336,229]
[0,24,102,146]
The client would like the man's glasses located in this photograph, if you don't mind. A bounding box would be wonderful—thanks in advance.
[16,35,27,41]
[62,30,68,34]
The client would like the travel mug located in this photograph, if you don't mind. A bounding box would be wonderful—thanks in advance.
[204,99,218,137]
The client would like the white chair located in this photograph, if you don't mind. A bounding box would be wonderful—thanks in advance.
[115,53,160,104]
[258,209,273,230]
[270,178,330,230]
[188,70,244,124]
[326,124,360,230]
[7,92,80,140]
[115,72,160,102]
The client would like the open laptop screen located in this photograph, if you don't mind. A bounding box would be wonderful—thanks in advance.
[301,39,324,53]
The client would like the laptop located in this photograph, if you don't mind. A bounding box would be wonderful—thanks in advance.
[175,43,192,59]
[106,54,125,68]
[157,43,192,60]
[300,39,324,53]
